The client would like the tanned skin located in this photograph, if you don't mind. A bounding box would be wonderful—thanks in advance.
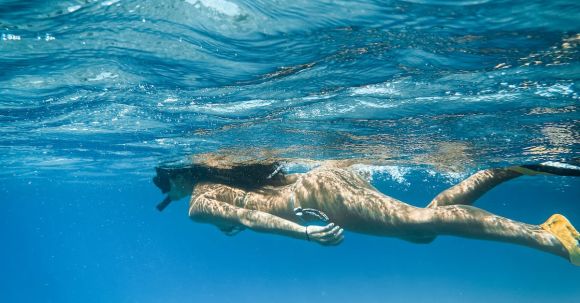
[167,162,570,260]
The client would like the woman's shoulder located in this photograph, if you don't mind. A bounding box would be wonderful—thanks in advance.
[192,182,246,202]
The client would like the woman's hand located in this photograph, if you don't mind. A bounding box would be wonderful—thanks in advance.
[305,223,344,246]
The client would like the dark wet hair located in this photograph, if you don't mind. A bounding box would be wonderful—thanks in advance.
[153,160,285,194]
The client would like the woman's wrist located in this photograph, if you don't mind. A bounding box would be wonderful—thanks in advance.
[304,226,310,241]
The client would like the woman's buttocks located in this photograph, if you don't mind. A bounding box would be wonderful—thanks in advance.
[293,166,373,213]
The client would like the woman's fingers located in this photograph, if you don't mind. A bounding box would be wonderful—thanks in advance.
[319,225,341,239]
[308,222,344,245]
[334,227,344,238]
[324,233,344,246]
[309,223,335,235]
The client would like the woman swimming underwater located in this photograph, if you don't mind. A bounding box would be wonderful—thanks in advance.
[153,158,580,265]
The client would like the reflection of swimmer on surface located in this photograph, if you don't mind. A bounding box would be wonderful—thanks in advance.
[154,159,580,265]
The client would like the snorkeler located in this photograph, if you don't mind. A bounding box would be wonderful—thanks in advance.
[153,158,580,266]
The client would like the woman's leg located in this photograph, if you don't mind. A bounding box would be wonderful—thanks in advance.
[313,166,579,263]
[341,190,575,261]
[427,168,521,208]
[328,178,578,263]
[428,162,580,208]
[413,204,579,263]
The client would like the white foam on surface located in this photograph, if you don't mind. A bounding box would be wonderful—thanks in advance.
[189,99,274,114]
[351,164,411,185]
[534,83,574,97]
[2,34,21,41]
[432,170,467,183]
[101,0,120,6]
[350,82,400,96]
[163,97,179,103]
[358,100,396,109]
[350,164,468,186]
[186,0,242,17]
[87,72,118,81]
[67,5,82,12]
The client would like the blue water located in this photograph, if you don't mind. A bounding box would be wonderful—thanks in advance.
[1,0,579,302]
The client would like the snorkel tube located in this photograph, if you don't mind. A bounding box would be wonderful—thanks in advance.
[153,166,174,212]
[156,196,172,212]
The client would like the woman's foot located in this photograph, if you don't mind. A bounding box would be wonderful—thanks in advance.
[541,214,580,266]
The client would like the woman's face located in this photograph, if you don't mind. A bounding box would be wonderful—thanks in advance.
[168,174,194,201]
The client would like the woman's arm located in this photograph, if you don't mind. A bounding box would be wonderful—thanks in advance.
[189,194,343,245]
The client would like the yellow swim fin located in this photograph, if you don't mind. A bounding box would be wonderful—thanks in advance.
[541,214,580,266]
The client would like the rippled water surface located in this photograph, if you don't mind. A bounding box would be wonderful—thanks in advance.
[1,1,580,302]
[2,0,579,180]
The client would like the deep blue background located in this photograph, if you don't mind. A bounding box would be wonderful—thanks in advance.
[1,173,578,302]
